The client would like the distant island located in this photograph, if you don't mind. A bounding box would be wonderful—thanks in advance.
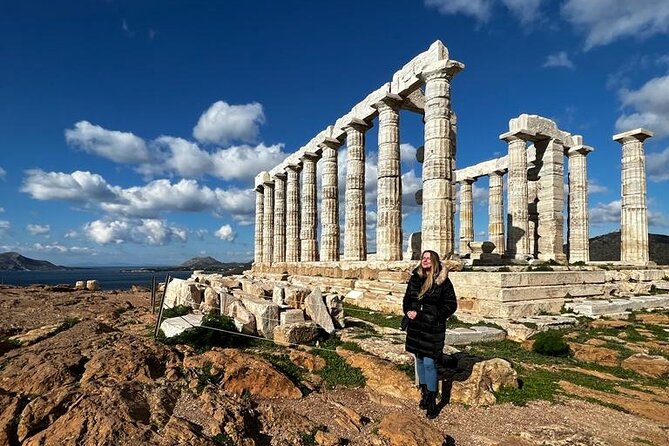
[0,252,69,271]
[121,256,251,274]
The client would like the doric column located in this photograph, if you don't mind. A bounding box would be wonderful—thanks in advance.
[501,131,531,259]
[459,178,474,254]
[374,95,403,261]
[272,172,286,263]
[261,178,274,264]
[567,145,593,263]
[285,163,302,263]
[344,119,369,261]
[319,139,341,262]
[254,185,264,264]
[488,170,505,254]
[527,160,540,259]
[535,138,567,263]
[299,151,320,262]
[613,128,653,264]
[420,59,464,258]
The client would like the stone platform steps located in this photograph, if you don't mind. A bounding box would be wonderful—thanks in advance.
[445,326,506,345]
[565,294,669,317]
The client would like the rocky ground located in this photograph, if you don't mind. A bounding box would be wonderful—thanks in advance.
[0,285,668,446]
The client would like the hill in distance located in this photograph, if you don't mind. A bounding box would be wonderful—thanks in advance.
[589,232,669,265]
[0,252,68,271]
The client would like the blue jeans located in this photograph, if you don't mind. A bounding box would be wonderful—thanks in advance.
[415,355,437,392]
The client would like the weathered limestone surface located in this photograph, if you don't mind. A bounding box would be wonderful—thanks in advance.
[536,138,567,263]
[240,296,280,339]
[86,280,100,291]
[488,170,505,254]
[567,145,593,263]
[254,185,264,264]
[279,308,305,325]
[614,128,652,265]
[285,164,301,263]
[527,161,539,259]
[160,313,203,338]
[273,322,319,344]
[227,300,256,334]
[343,119,368,261]
[502,131,530,259]
[164,278,202,309]
[304,288,335,333]
[375,96,403,261]
[299,152,319,262]
[459,178,474,254]
[284,286,311,309]
[420,59,463,258]
[272,173,286,263]
[325,293,345,328]
[262,179,274,264]
[320,139,341,262]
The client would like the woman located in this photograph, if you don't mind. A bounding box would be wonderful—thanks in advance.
[403,249,457,419]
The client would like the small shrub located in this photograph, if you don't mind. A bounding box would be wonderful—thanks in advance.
[54,317,80,335]
[212,432,235,446]
[532,330,570,357]
[161,314,248,352]
[162,304,192,319]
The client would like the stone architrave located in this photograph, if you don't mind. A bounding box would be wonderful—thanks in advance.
[319,138,341,262]
[374,95,403,261]
[501,131,531,259]
[254,185,264,264]
[304,288,335,334]
[299,151,320,262]
[272,172,287,263]
[535,138,567,263]
[343,119,369,261]
[285,163,302,263]
[613,128,653,264]
[420,59,464,258]
[240,296,280,339]
[567,145,593,263]
[262,178,275,264]
[488,170,505,254]
[459,178,474,254]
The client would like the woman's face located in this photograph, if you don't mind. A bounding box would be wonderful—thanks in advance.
[420,252,432,270]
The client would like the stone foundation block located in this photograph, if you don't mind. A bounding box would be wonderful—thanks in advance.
[273,322,319,344]
[240,296,279,339]
[280,309,305,325]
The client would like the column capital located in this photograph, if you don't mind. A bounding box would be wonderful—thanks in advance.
[567,145,594,157]
[286,161,302,172]
[420,59,465,82]
[318,137,342,151]
[613,128,653,144]
[372,94,402,112]
[254,171,271,191]
[499,130,534,142]
[490,169,506,177]
[343,117,372,132]
[273,171,287,180]
[460,177,475,185]
[299,151,321,162]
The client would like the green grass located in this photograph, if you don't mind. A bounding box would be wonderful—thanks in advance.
[212,432,235,446]
[312,337,366,389]
[161,304,193,319]
[494,367,559,405]
[343,303,403,329]
[159,314,253,353]
[532,330,570,357]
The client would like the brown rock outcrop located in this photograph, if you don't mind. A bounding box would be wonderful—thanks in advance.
[378,412,444,446]
[568,343,620,367]
[450,358,518,407]
[621,353,669,378]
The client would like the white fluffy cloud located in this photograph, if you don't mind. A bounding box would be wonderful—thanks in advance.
[616,75,669,138]
[150,136,287,181]
[425,0,493,22]
[65,121,150,164]
[646,147,669,182]
[400,143,418,163]
[0,220,9,234]
[193,101,265,145]
[26,224,50,235]
[501,0,543,25]
[543,51,574,69]
[214,224,235,241]
[562,0,669,50]
[21,170,255,222]
[0,166,6,180]
[84,218,187,245]
[590,200,621,225]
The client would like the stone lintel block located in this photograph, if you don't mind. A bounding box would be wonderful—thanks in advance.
[499,129,535,142]
[160,313,204,338]
[499,284,605,302]
[499,271,606,287]
[478,298,566,318]
[254,171,271,190]
[509,114,560,140]
[613,128,653,143]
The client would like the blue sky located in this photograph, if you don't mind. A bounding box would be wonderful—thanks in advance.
[1,0,668,266]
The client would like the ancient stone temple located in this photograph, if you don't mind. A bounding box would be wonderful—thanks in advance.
[250,41,661,320]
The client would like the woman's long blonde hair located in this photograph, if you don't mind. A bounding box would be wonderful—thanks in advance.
[418,250,441,299]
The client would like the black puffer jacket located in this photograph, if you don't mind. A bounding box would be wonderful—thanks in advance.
[403,263,457,359]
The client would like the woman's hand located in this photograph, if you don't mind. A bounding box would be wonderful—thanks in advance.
[406,310,417,319]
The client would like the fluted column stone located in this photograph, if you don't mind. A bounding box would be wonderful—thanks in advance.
[254,186,264,264]
[488,170,505,254]
[527,160,540,259]
[344,119,369,261]
[501,131,531,259]
[536,138,567,263]
[375,96,403,261]
[300,152,320,262]
[285,163,302,263]
[459,178,474,254]
[262,179,275,264]
[272,173,286,263]
[613,128,652,265]
[420,59,464,258]
[567,145,593,263]
[319,139,341,262]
